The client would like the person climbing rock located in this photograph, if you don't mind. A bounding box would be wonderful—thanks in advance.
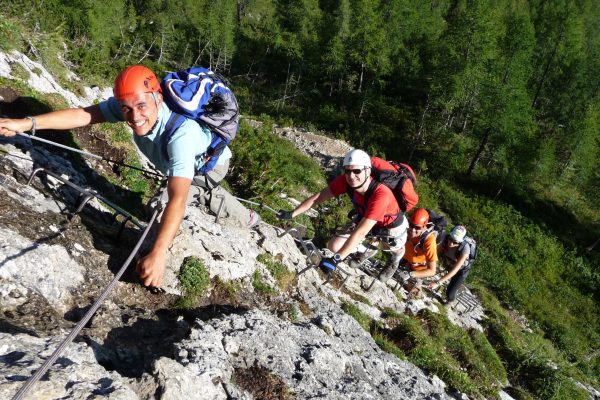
[0,65,260,288]
[277,149,408,278]
[396,208,439,295]
[429,225,476,307]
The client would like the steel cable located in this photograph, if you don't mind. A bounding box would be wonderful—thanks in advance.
[11,206,160,400]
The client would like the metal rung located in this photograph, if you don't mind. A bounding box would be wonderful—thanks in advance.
[456,291,478,312]
[214,194,226,223]
[293,237,351,289]
[27,167,144,230]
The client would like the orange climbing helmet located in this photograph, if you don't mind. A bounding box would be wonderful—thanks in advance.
[113,65,161,100]
[409,208,429,228]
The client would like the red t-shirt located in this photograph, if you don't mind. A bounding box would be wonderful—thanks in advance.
[329,175,400,227]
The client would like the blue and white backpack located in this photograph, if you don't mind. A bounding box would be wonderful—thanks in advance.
[160,66,240,174]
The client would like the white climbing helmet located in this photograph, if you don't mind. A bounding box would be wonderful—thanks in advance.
[343,149,371,168]
[449,225,467,243]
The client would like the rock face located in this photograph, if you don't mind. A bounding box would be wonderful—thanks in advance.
[0,49,481,399]
[0,50,112,107]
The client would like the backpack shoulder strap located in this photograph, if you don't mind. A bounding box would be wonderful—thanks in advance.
[391,162,417,185]
[416,228,435,251]
[346,179,379,216]
[161,112,187,161]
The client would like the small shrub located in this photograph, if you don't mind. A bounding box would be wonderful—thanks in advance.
[9,62,30,81]
[298,300,312,316]
[233,364,293,400]
[289,304,299,323]
[252,270,276,295]
[257,253,295,292]
[341,302,371,331]
[178,256,210,297]
[373,332,406,360]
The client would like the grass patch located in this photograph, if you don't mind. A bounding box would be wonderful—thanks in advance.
[298,300,312,317]
[229,117,330,240]
[252,270,277,295]
[348,304,508,397]
[342,288,372,306]
[475,286,591,399]
[233,363,293,400]
[0,13,24,51]
[385,309,506,397]
[288,304,299,323]
[9,62,30,81]
[341,301,372,332]
[257,253,295,292]
[176,256,210,309]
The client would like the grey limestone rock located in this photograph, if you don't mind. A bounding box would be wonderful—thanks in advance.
[0,333,137,400]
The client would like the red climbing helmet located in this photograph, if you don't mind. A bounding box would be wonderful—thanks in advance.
[113,65,161,100]
[409,208,429,228]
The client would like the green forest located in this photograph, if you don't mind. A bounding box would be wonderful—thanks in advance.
[0,0,599,398]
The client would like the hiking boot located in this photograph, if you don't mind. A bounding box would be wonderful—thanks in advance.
[378,263,398,282]
[248,210,261,229]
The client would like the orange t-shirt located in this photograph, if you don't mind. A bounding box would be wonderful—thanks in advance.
[403,232,438,269]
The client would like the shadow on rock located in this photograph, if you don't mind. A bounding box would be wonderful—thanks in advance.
[85,309,190,378]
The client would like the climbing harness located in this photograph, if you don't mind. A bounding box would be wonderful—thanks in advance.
[11,204,161,400]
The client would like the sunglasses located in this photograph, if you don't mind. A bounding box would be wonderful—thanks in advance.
[344,168,364,175]
[409,223,424,230]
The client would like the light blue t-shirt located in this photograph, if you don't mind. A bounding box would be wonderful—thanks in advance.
[99,97,232,179]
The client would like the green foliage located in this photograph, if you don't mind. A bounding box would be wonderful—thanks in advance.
[0,13,23,51]
[177,256,210,297]
[252,270,277,295]
[475,285,591,399]
[9,63,31,82]
[257,253,295,292]
[230,118,325,199]
[288,303,299,323]
[211,276,243,304]
[382,309,506,397]
[341,301,371,332]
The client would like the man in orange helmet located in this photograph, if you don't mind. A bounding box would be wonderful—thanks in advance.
[396,208,439,290]
[0,65,259,288]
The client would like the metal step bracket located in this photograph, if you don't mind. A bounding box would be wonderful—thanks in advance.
[27,167,145,231]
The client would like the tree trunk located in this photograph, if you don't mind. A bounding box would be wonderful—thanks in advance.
[409,95,430,163]
[278,62,292,111]
[532,30,563,109]
[467,128,491,177]
[358,63,365,93]
[158,30,165,63]
[137,38,156,63]
[358,79,371,119]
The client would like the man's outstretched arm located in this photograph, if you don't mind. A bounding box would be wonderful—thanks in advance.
[0,105,106,137]
[137,176,192,287]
